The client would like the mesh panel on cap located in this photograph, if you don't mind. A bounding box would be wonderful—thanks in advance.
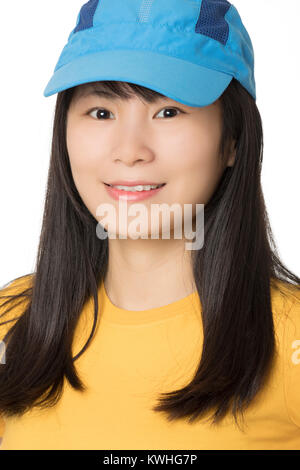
[138,0,155,24]
[195,0,231,45]
[74,0,100,33]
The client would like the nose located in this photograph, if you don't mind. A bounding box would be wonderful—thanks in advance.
[112,123,155,166]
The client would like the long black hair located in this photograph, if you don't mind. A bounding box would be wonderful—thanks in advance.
[0,78,299,429]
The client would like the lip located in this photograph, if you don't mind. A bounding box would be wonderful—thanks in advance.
[104,182,166,202]
[105,181,165,186]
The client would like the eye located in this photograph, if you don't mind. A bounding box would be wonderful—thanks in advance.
[155,107,182,119]
[88,108,113,120]
[87,107,183,120]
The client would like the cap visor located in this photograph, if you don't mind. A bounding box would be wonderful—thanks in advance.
[44,49,232,107]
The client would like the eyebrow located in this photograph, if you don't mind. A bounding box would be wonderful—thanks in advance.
[82,89,122,100]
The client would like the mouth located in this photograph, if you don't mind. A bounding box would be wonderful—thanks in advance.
[103,183,166,192]
[103,182,167,201]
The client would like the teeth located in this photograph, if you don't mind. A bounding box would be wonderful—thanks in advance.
[110,184,163,192]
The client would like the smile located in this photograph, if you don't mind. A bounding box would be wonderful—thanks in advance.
[104,183,167,201]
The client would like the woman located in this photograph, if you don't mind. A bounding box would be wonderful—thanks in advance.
[0,0,299,450]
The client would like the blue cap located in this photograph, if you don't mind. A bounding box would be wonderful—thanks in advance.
[43,0,256,106]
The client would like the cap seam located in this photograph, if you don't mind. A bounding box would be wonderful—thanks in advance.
[68,21,238,54]
[70,21,227,37]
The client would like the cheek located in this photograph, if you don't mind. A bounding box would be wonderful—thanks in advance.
[66,121,105,213]
[66,121,102,173]
[168,128,223,204]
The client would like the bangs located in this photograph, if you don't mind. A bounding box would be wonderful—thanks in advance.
[71,80,167,105]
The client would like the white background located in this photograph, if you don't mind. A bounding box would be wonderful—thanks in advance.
[0,0,299,286]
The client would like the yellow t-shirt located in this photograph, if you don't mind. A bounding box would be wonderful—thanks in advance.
[0,276,300,450]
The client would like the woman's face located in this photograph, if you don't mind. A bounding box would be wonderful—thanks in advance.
[66,83,235,238]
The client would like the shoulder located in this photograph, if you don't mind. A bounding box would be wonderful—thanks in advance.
[270,279,300,365]
[0,274,33,343]
[0,274,33,442]
[270,279,300,317]
[270,279,300,427]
